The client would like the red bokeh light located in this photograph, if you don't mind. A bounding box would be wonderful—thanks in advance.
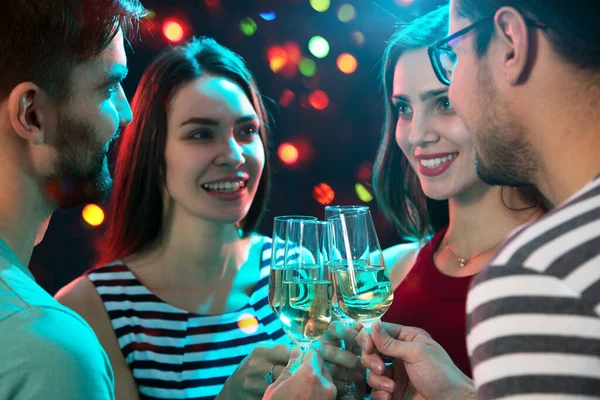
[278,143,300,165]
[163,20,185,43]
[284,41,301,64]
[308,90,329,111]
[357,161,373,182]
[267,45,289,73]
[313,183,335,205]
[279,89,296,107]
[205,0,221,8]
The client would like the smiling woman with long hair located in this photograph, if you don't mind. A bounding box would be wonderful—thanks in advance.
[366,4,547,389]
[56,37,291,400]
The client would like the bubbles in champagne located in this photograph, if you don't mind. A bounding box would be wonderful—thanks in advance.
[268,267,285,314]
[279,277,332,344]
[331,260,393,326]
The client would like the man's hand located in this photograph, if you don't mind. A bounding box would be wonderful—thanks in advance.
[358,321,476,400]
[318,320,366,392]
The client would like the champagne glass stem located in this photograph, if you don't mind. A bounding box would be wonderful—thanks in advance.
[339,320,359,399]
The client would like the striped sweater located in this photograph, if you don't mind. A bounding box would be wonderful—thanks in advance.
[87,236,290,400]
[467,177,600,399]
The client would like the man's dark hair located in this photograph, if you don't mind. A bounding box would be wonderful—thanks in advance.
[456,0,600,70]
[0,0,146,101]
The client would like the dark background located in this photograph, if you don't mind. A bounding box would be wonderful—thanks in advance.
[31,0,446,294]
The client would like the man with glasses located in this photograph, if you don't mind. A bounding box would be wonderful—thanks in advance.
[359,1,600,399]
[436,1,600,398]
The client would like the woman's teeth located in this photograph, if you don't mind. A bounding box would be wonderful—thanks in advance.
[419,153,458,168]
[202,181,245,193]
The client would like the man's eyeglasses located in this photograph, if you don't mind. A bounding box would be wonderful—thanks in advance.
[428,14,547,86]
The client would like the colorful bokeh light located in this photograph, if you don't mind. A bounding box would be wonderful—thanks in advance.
[337,4,356,22]
[205,0,221,8]
[357,161,373,182]
[284,42,301,63]
[259,11,277,21]
[299,58,317,77]
[268,45,289,73]
[239,17,257,36]
[351,31,365,47]
[308,90,329,110]
[278,143,300,165]
[310,0,331,12]
[308,36,330,58]
[237,313,259,334]
[163,20,185,43]
[82,204,105,227]
[355,183,374,203]
[279,89,296,107]
[313,183,335,205]
[337,53,358,74]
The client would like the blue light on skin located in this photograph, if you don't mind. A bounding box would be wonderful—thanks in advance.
[259,11,276,21]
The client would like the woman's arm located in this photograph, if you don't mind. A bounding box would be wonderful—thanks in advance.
[56,276,140,400]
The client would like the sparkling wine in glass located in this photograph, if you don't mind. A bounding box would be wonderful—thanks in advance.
[279,219,333,351]
[325,206,369,322]
[268,215,317,315]
[328,209,393,330]
[325,206,370,399]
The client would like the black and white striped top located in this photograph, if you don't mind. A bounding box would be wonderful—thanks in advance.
[467,177,600,399]
[87,236,290,400]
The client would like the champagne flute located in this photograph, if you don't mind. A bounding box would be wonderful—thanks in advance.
[268,215,317,315]
[325,206,369,400]
[325,206,369,322]
[328,209,393,331]
[278,219,333,351]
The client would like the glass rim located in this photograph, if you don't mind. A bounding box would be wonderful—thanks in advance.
[285,219,330,226]
[325,205,369,212]
[273,215,318,222]
[327,208,371,221]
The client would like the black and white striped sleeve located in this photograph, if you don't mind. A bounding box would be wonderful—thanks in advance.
[466,264,600,399]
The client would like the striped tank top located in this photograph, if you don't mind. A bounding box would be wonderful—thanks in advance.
[87,235,290,400]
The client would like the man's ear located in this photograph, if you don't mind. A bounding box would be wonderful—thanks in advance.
[494,6,531,86]
[7,82,55,145]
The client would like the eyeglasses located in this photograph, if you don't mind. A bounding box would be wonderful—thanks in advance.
[428,14,547,86]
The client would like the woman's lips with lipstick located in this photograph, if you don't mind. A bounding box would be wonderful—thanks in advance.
[415,152,458,177]
[201,177,248,201]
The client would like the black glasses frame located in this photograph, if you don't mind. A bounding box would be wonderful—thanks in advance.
[428,14,548,86]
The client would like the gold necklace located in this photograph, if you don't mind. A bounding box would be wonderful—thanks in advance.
[444,238,503,267]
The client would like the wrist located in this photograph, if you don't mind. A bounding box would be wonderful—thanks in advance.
[449,378,476,400]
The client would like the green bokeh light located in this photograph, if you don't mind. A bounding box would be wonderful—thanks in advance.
[338,4,356,22]
[355,184,373,203]
[308,36,330,58]
[299,58,317,77]
[310,0,330,12]
[239,17,257,36]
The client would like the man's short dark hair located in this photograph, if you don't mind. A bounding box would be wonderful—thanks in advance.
[456,0,600,71]
[0,0,146,101]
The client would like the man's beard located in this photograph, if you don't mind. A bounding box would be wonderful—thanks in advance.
[472,63,537,188]
[44,112,115,209]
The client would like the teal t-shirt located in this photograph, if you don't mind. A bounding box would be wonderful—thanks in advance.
[0,239,115,399]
